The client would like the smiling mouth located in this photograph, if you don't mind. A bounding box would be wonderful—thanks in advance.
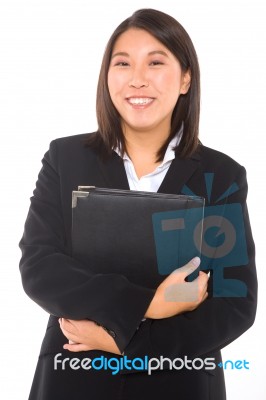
[126,97,154,106]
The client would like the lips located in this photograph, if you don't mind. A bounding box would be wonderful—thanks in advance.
[126,97,154,106]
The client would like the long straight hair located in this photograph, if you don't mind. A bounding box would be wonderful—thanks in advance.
[86,8,201,160]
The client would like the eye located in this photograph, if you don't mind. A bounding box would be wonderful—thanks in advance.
[114,61,129,67]
[149,60,164,66]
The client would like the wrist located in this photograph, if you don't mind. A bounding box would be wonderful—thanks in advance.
[94,323,121,355]
[145,291,162,319]
[94,321,116,339]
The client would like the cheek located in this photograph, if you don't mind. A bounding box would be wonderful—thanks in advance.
[108,72,126,97]
[153,71,179,92]
[156,71,183,104]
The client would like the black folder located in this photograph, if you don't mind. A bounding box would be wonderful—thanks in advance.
[72,187,205,288]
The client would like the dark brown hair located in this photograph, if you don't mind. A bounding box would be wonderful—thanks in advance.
[86,8,201,160]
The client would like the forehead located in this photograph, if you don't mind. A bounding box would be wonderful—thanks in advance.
[112,28,168,53]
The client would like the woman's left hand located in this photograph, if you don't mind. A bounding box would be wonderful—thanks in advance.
[58,318,121,355]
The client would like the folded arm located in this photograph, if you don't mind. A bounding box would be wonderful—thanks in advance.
[122,166,257,361]
[58,258,209,354]
[19,140,155,353]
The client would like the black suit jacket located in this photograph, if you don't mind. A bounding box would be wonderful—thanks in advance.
[19,133,257,400]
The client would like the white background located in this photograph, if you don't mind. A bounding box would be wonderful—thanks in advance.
[0,0,265,398]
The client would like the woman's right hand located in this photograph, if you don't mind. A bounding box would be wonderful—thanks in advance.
[145,257,209,319]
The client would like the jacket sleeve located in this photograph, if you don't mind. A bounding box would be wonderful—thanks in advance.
[123,166,257,360]
[19,140,155,353]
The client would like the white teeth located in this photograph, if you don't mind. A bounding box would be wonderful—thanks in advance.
[128,98,153,105]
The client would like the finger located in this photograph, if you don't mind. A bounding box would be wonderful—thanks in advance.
[197,271,210,287]
[197,277,209,298]
[171,257,201,278]
[60,318,76,334]
[60,326,80,343]
[201,292,208,302]
[199,270,210,279]
[63,343,91,352]
[188,274,208,302]
[165,280,199,302]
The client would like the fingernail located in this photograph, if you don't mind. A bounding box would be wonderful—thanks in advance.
[191,257,200,267]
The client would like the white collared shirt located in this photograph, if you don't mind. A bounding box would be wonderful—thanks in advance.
[114,132,182,193]
[114,132,182,331]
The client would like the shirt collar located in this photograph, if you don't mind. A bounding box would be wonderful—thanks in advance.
[114,123,183,165]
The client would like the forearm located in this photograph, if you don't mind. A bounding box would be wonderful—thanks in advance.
[20,237,154,352]
[19,142,155,353]
[123,292,257,362]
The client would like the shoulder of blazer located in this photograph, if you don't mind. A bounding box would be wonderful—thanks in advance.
[46,132,102,170]
[45,132,129,190]
[52,132,94,145]
[50,132,97,156]
[196,143,244,172]
[48,132,121,162]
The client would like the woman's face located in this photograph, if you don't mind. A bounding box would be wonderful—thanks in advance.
[108,28,190,138]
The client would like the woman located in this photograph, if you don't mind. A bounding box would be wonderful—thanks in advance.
[19,8,257,400]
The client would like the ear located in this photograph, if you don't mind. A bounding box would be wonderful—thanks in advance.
[180,69,191,94]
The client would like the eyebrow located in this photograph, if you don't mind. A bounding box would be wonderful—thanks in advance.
[111,50,169,59]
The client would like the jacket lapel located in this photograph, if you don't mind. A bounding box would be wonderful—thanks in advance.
[96,151,130,190]
[96,149,201,194]
[158,152,201,195]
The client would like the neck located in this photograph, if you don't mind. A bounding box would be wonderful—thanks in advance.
[122,128,171,179]
[123,128,170,161]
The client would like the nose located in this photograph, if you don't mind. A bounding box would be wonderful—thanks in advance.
[128,68,149,88]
